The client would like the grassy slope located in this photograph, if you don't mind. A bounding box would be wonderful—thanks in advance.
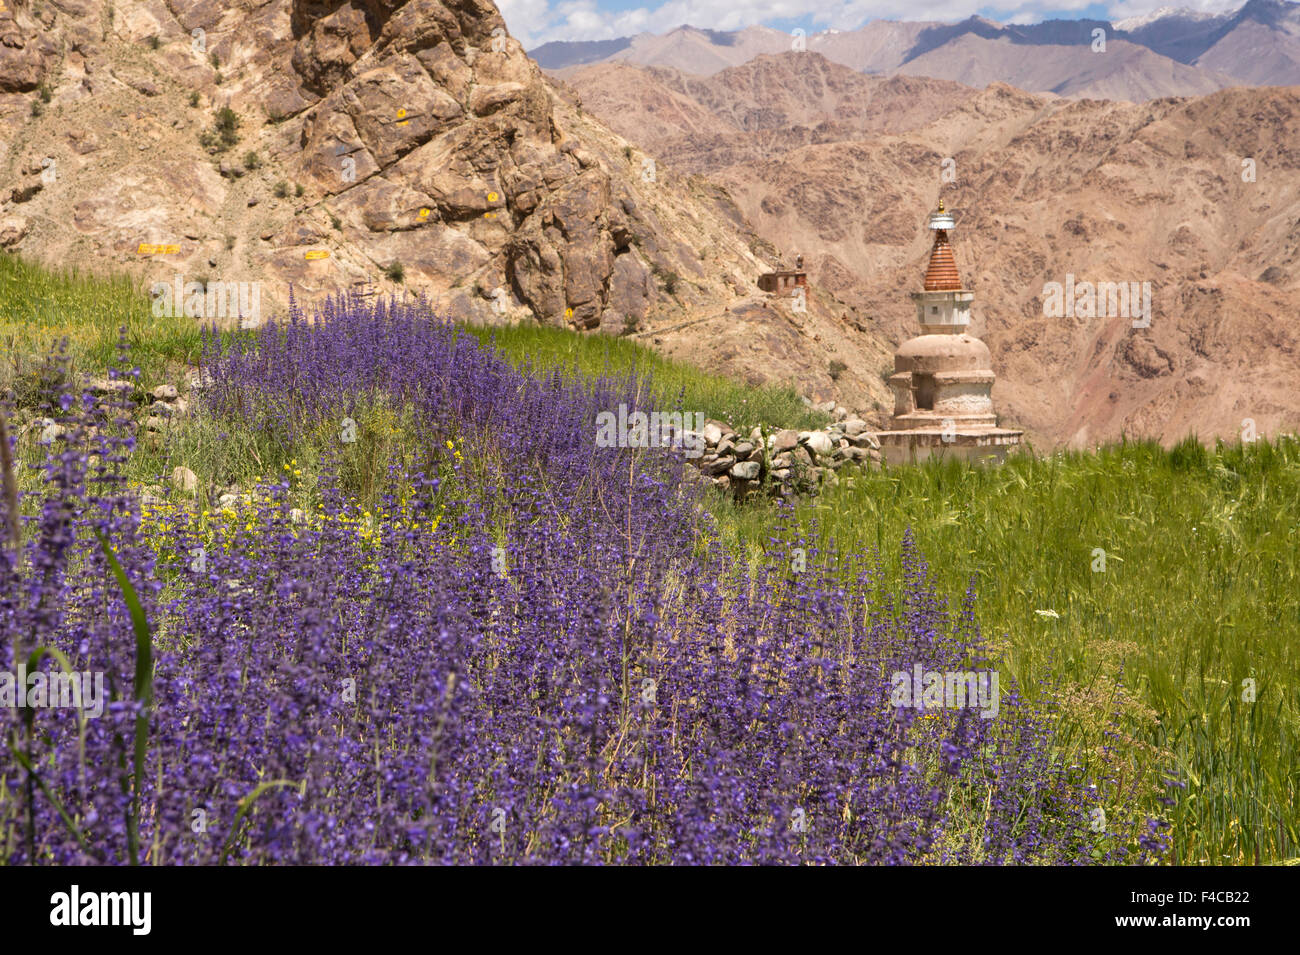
[461,323,828,433]
[4,254,1297,863]
[715,438,1300,865]
[0,251,202,393]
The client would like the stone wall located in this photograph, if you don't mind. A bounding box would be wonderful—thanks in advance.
[685,417,882,498]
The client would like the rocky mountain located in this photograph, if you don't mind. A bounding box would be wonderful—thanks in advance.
[555,56,978,174]
[1119,1,1300,85]
[563,52,1300,447]
[894,35,1238,100]
[0,0,894,410]
[535,3,1300,101]
[534,25,796,74]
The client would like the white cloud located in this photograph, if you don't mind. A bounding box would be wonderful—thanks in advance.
[498,0,1248,48]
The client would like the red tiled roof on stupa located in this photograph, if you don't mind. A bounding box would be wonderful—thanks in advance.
[923,229,963,291]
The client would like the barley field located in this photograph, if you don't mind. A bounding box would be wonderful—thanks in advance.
[2,254,1295,864]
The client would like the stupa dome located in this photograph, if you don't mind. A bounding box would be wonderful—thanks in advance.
[895,333,992,374]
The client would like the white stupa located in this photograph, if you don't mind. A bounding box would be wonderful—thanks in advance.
[874,200,1023,465]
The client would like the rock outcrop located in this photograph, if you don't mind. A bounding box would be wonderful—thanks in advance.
[0,0,892,416]
[0,0,868,354]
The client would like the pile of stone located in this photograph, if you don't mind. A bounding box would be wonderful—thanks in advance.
[84,376,197,436]
[686,418,881,498]
[81,377,190,428]
[140,384,190,433]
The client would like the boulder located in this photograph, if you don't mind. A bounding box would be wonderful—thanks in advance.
[88,378,133,395]
[730,460,760,481]
[0,28,53,93]
[770,429,799,453]
[0,216,28,249]
[38,422,66,445]
[171,466,198,495]
[800,431,835,457]
[705,455,735,475]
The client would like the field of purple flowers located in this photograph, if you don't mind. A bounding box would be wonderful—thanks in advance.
[0,297,1165,864]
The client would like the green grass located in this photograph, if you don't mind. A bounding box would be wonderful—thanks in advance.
[0,252,203,396]
[462,322,829,432]
[711,436,1300,865]
[0,252,822,431]
[7,255,1296,864]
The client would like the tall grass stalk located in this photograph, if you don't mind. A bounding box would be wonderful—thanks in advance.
[713,436,1300,864]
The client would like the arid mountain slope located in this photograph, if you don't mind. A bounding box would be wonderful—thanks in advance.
[537,24,796,73]
[565,53,1300,447]
[0,0,893,410]
[556,56,978,173]
[536,4,1300,101]
[896,36,1238,100]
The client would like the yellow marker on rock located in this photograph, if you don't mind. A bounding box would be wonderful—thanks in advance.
[305,250,330,260]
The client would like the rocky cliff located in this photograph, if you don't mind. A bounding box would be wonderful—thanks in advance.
[0,0,891,414]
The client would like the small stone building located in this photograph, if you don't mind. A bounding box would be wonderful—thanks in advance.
[874,202,1022,465]
[759,254,806,294]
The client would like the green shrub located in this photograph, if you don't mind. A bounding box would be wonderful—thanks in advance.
[199,106,240,152]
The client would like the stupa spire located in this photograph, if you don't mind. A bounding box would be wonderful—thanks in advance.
[922,199,963,292]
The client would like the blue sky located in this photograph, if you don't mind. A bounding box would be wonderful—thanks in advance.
[498,0,1242,48]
